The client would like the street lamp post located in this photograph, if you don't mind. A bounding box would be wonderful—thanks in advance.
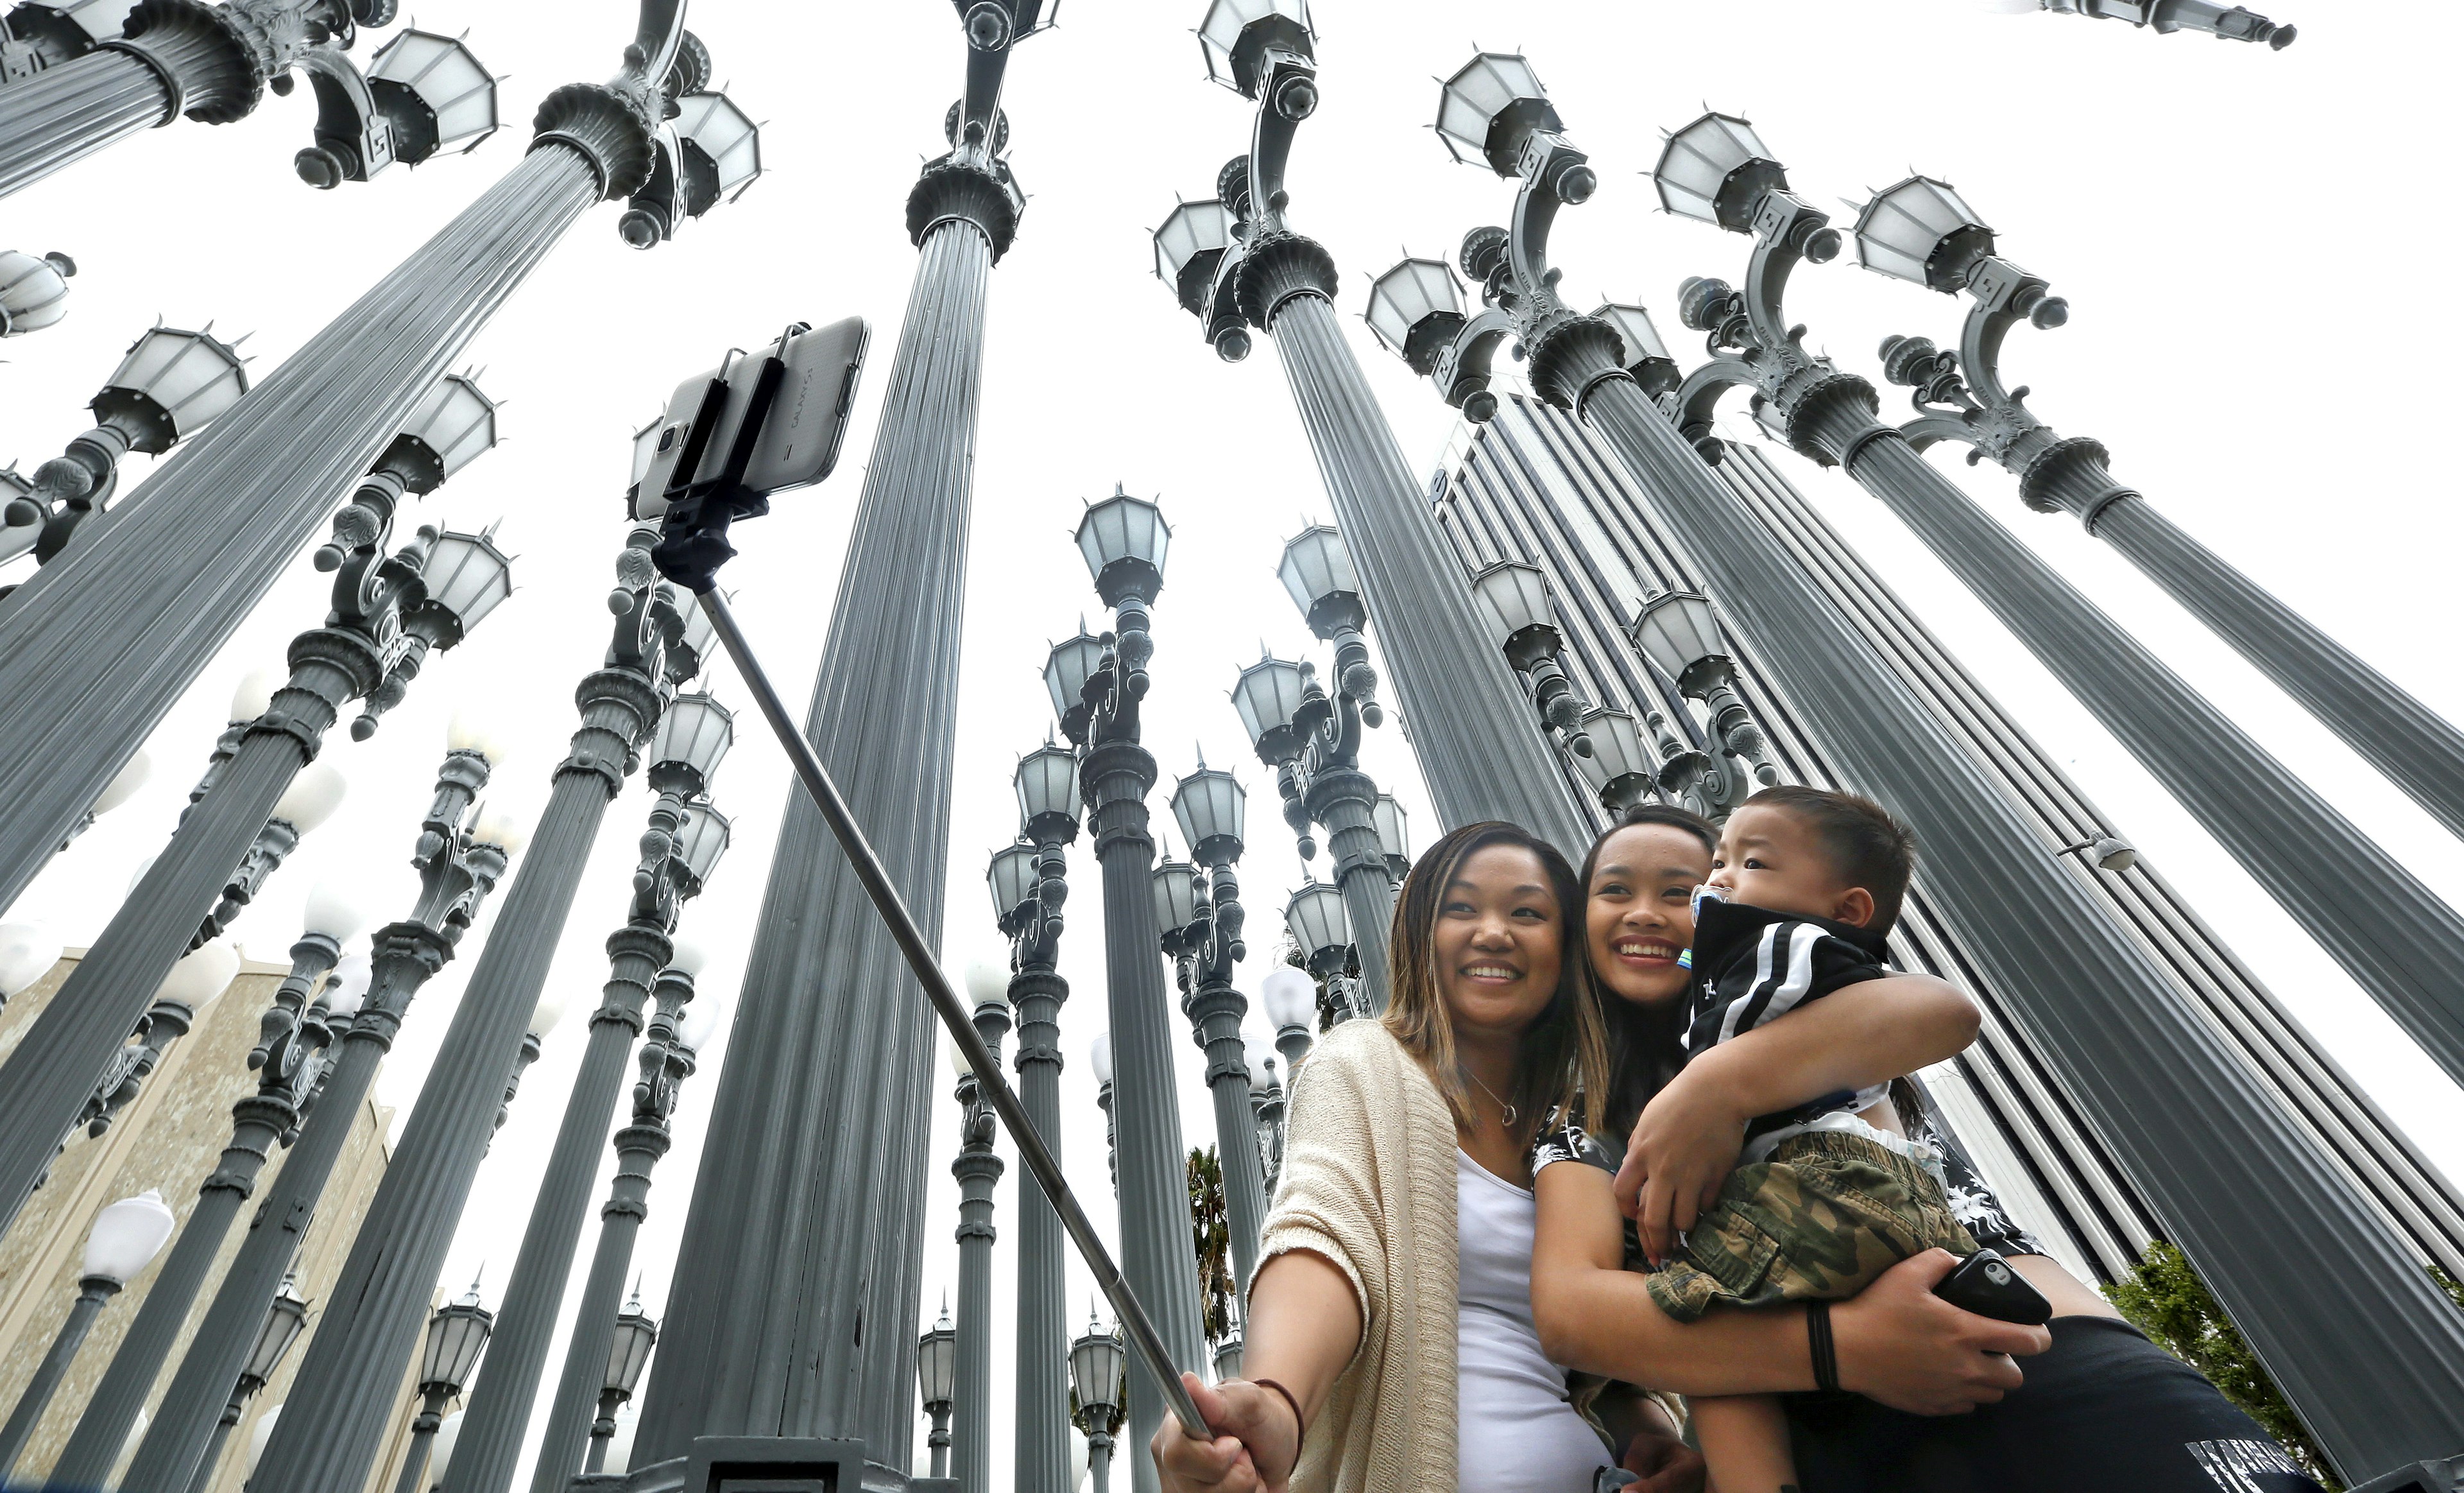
[1091,1031,1117,1193]
[945,983,1009,1493]
[2031,0,2294,47]
[49,892,375,1488]
[0,322,248,579]
[1157,764,1268,1290]
[1282,880,1351,1025]
[1851,175,2464,847]
[0,426,508,1230]
[585,1290,658,1475]
[1151,0,1593,857]
[184,1272,311,1493]
[998,738,1079,1493]
[1623,589,1780,821]
[632,5,1038,1478]
[1654,110,2464,1092]
[252,526,705,1493]
[0,5,499,200]
[1052,487,1207,1490]
[0,1189,175,1478]
[918,1305,957,1483]
[393,1280,495,1493]
[119,731,523,1493]
[62,936,240,1157]
[1243,1039,1283,1196]
[0,0,751,928]
[1067,1309,1124,1493]
[529,965,719,1493]
[445,691,732,1493]
[0,246,73,337]
[1372,52,2464,1473]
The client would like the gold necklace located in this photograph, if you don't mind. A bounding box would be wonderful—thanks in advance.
[1466,1068,1518,1127]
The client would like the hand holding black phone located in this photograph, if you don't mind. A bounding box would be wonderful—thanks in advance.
[1932,1248,2054,1326]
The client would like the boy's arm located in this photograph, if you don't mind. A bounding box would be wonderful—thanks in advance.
[1618,972,1980,1263]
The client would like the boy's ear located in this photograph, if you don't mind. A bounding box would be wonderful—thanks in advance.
[1831,886,1876,929]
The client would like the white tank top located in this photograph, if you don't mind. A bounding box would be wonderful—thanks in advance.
[1455,1149,1615,1493]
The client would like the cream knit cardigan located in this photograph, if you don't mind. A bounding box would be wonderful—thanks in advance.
[1258,1019,1460,1493]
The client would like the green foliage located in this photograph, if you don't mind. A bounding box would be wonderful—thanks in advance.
[1190,1145,1235,1347]
[2103,1239,2339,1490]
[2432,1262,2464,1312]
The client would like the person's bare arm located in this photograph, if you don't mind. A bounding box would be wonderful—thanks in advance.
[1619,973,1980,1259]
[1151,1249,1362,1491]
[1532,1162,2046,1415]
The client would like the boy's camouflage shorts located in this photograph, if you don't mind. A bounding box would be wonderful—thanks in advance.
[1645,1128,1976,1324]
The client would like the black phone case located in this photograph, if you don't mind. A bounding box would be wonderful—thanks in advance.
[1931,1248,2054,1325]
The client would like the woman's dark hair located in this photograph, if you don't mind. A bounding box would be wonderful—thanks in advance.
[1578,803,1717,1135]
[1381,820,1610,1137]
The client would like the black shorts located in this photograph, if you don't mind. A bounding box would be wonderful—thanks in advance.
[1786,1315,2327,1493]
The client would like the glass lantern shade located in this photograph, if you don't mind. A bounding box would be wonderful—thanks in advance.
[629,417,663,506]
[1088,1030,1113,1087]
[302,881,369,944]
[1229,655,1310,755]
[1652,112,1783,231]
[1170,768,1245,861]
[158,939,239,1012]
[81,1188,176,1284]
[1243,1033,1274,1090]
[602,1304,658,1399]
[422,1283,494,1392]
[230,666,283,724]
[988,841,1041,922]
[366,29,499,159]
[1575,707,1652,795]
[1153,200,1236,310]
[246,1406,282,1477]
[965,960,1011,1011]
[95,325,248,453]
[31,0,142,46]
[0,922,64,999]
[90,749,151,818]
[1258,964,1318,1031]
[1151,857,1201,935]
[1370,793,1409,870]
[1434,53,1555,175]
[672,800,732,888]
[1074,489,1170,603]
[395,374,499,485]
[323,954,372,1019]
[917,1312,958,1408]
[470,802,529,858]
[272,761,347,834]
[1470,562,1555,648]
[672,91,763,207]
[1854,176,1994,292]
[1593,302,1673,370]
[1197,0,1312,94]
[1629,591,1729,694]
[0,249,74,337]
[1285,881,1350,962]
[650,692,735,786]
[1364,257,1466,367]
[245,1275,311,1385]
[670,587,719,679]
[1043,632,1107,724]
[1014,744,1081,829]
[1068,1318,1126,1416]
[1276,525,1360,634]
[677,997,724,1053]
[418,526,515,638]
[429,1411,464,1485]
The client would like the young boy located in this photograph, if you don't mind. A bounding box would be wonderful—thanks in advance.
[1660,786,1976,1493]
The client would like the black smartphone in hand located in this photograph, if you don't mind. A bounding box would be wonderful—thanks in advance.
[1932,1249,2053,1326]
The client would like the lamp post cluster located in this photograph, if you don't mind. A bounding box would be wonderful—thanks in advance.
[88,720,524,1493]
[988,732,1078,1493]
[940,975,1010,1493]
[1354,46,2464,1472]
[0,1,501,202]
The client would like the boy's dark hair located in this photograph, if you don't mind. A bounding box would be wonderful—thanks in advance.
[1743,784,1917,934]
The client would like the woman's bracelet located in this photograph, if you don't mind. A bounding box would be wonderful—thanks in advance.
[1806,1301,1842,1394]
[1252,1377,1307,1460]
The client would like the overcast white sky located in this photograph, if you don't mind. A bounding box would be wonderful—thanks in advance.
[5,0,2460,1483]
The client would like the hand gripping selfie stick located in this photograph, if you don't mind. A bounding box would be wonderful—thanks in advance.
[644,337,1212,1443]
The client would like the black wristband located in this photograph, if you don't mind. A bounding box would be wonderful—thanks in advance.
[1806,1300,1842,1393]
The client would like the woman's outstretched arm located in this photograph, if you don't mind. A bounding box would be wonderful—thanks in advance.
[1531,1162,2048,1414]
[1618,973,1980,1257]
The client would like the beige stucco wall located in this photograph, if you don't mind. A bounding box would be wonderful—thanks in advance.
[0,951,435,1493]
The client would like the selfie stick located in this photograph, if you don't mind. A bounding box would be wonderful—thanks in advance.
[685,583,1213,1441]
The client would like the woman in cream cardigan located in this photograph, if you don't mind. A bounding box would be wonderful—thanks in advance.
[1152,821,2050,1493]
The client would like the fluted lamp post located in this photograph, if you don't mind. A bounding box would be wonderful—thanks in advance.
[393,1279,494,1493]
[66,936,239,1157]
[0,1187,176,1479]
[1161,764,1269,1290]
[0,3,499,203]
[918,1305,957,1482]
[1851,176,2464,854]
[944,981,1007,1493]
[1243,1036,1283,1196]
[1067,1308,1125,1493]
[586,1291,656,1475]
[2028,0,2293,47]
[0,247,73,336]
[182,1272,310,1493]
[1090,1030,1117,1193]
[0,322,249,576]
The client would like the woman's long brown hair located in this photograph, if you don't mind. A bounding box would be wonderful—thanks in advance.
[1379,820,1611,1138]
